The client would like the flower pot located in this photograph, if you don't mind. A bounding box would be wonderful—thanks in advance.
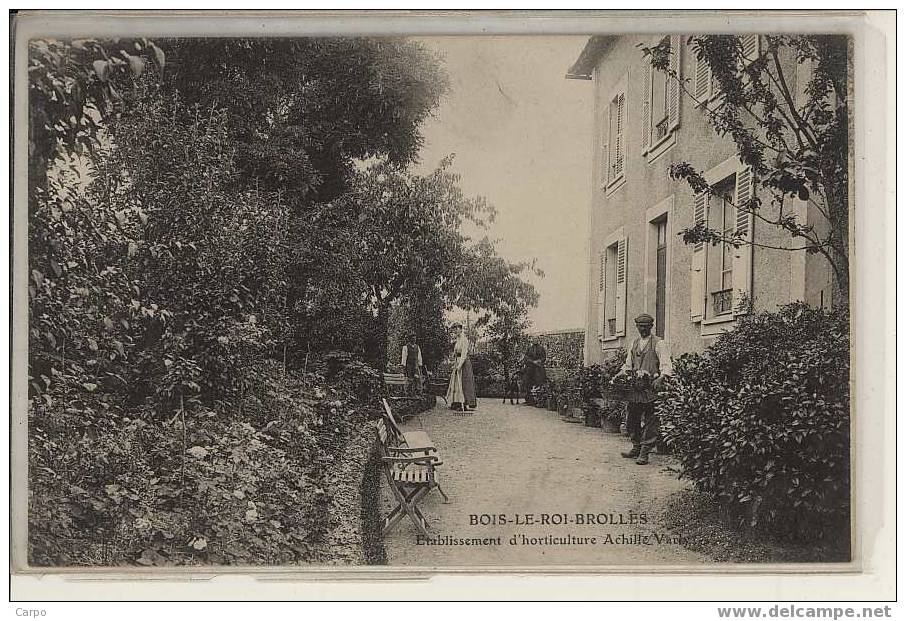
[564,406,584,423]
[583,405,601,427]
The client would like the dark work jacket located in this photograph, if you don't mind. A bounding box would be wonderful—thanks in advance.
[523,344,548,384]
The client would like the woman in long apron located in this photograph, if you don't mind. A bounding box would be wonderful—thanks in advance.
[446,323,477,411]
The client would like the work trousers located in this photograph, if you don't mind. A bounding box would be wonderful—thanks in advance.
[626,402,659,454]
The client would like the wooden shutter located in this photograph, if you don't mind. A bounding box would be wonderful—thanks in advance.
[613,93,625,179]
[740,35,759,61]
[668,35,681,131]
[614,236,628,336]
[690,192,707,322]
[693,52,711,103]
[600,124,609,187]
[597,252,606,341]
[641,60,652,152]
[733,167,754,315]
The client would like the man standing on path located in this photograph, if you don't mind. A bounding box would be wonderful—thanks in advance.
[522,337,548,406]
[614,314,672,465]
[400,332,425,396]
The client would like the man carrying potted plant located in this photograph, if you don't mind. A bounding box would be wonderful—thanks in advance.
[612,314,672,465]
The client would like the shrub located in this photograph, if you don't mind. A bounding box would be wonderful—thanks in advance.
[598,347,627,387]
[658,303,850,541]
[572,350,627,425]
[28,360,375,566]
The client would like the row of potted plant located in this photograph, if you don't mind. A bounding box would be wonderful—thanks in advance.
[528,348,629,430]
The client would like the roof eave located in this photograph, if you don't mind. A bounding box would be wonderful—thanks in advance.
[565,35,617,80]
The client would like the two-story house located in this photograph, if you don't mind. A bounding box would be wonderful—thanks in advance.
[567,35,837,364]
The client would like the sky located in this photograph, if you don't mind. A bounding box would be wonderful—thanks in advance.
[413,36,595,334]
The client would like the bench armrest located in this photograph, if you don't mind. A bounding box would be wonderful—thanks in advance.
[382,455,444,467]
[388,445,437,455]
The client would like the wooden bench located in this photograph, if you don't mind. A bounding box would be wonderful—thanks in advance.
[383,372,411,397]
[425,372,450,405]
[377,398,449,537]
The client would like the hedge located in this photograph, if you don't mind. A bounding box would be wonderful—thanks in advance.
[29,356,385,566]
[658,303,850,541]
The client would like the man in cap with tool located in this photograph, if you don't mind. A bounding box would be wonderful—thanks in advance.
[613,313,673,465]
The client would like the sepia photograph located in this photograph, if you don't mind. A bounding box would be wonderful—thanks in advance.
[12,10,878,582]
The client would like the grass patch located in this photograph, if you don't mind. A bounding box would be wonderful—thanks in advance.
[660,489,850,564]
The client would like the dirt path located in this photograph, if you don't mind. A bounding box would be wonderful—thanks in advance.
[381,400,707,567]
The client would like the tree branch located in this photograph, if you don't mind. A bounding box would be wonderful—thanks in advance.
[768,47,818,149]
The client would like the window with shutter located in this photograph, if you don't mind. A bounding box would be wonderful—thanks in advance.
[600,235,625,340]
[597,252,606,341]
[644,35,680,160]
[614,237,628,336]
[732,167,754,314]
[613,93,625,179]
[693,51,712,104]
[604,83,627,189]
[706,179,736,318]
[690,192,707,322]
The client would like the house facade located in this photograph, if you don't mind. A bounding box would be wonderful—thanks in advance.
[567,35,836,365]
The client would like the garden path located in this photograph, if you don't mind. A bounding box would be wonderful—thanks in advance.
[381,400,707,567]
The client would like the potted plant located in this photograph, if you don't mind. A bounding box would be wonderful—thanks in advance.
[599,400,625,433]
[583,398,603,427]
[530,384,549,408]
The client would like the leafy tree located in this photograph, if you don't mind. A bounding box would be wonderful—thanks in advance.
[28,38,165,198]
[646,35,850,302]
[482,303,532,386]
[29,76,293,407]
[323,158,492,366]
[159,37,448,205]
[453,236,543,323]
[315,157,542,368]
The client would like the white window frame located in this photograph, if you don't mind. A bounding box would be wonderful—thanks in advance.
[644,196,675,342]
[704,178,737,321]
[642,34,681,163]
[695,156,755,335]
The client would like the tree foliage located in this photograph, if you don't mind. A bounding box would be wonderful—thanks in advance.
[26,35,541,566]
[28,38,166,196]
[481,303,532,384]
[322,158,539,367]
[646,35,850,301]
[160,37,448,204]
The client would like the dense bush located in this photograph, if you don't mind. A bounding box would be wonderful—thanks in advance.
[535,330,584,369]
[28,360,375,566]
[659,303,850,541]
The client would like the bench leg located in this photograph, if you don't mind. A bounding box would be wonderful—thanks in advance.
[433,482,450,504]
[405,487,431,537]
[384,483,431,538]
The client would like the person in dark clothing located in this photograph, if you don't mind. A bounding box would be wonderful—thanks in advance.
[399,333,425,395]
[614,314,673,465]
[521,338,548,406]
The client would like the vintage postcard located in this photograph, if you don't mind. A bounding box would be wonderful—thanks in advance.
[9,10,895,598]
